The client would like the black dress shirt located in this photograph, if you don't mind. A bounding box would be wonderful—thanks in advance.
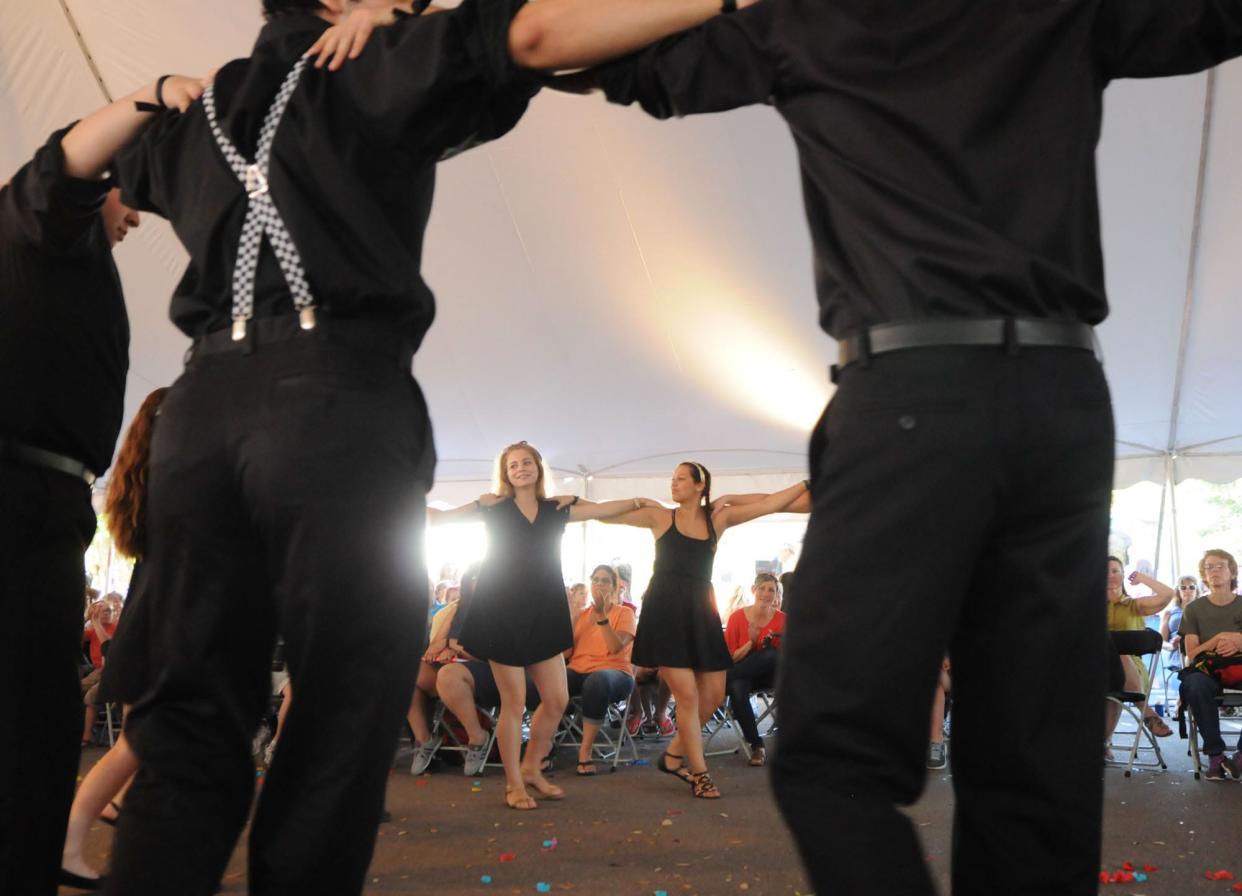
[115,0,538,346]
[0,128,129,476]
[592,0,1242,339]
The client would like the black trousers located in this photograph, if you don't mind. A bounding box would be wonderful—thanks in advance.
[105,322,434,896]
[726,648,780,747]
[0,464,95,896]
[771,347,1113,896]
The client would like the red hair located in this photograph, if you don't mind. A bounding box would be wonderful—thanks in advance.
[104,388,167,560]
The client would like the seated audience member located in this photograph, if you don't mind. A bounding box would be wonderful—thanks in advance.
[1106,557,1175,738]
[428,579,451,619]
[434,568,539,776]
[928,657,951,770]
[565,565,637,775]
[80,598,120,746]
[629,668,675,738]
[1179,549,1242,781]
[1162,575,1200,654]
[724,573,786,766]
[615,562,636,610]
[408,569,475,774]
[567,582,588,617]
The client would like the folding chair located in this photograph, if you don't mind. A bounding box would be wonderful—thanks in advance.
[553,695,638,771]
[703,689,777,760]
[429,701,504,772]
[1106,648,1168,777]
[1182,669,1242,781]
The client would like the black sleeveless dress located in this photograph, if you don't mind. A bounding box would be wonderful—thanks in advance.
[458,498,574,666]
[631,511,731,671]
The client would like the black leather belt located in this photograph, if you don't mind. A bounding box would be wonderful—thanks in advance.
[188,312,414,368]
[836,317,1097,372]
[0,437,97,485]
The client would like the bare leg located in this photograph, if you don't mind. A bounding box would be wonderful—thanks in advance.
[405,663,439,744]
[578,721,601,767]
[1105,656,1143,744]
[435,665,487,745]
[660,668,703,772]
[491,662,536,808]
[930,669,951,744]
[656,678,674,726]
[272,680,291,744]
[62,733,139,879]
[520,655,569,798]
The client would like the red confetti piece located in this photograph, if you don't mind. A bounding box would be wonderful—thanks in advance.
[1121,862,1134,872]
[666,809,684,817]
[1098,872,1109,884]
[1142,864,1158,873]
[499,853,517,863]
[1232,884,1242,894]
[1117,873,1134,884]
[1220,871,1236,881]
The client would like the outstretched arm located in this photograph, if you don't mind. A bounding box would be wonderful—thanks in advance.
[1127,572,1175,617]
[567,497,663,523]
[508,0,757,71]
[427,493,503,524]
[714,481,809,536]
[62,76,206,180]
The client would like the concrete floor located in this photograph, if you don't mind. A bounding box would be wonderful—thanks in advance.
[66,719,1242,895]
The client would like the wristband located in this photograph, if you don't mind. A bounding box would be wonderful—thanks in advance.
[570,495,580,506]
[155,74,173,109]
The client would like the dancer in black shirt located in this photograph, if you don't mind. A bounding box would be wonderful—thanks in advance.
[0,76,203,896]
[551,3,1242,892]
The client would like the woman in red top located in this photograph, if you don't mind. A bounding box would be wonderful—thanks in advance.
[724,573,786,766]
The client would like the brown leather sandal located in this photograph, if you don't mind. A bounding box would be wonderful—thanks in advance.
[689,770,721,799]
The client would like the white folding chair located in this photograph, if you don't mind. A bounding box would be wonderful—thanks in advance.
[430,701,504,771]
[703,689,777,760]
[554,695,639,771]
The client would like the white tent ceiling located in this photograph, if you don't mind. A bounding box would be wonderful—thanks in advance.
[4,1,1240,496]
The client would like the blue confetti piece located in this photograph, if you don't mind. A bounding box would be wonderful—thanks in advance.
[654,891,668,896]
[1134,872,1147,882]
[480,874,492,884]
[633,759,651,766]
[536,883,551,893]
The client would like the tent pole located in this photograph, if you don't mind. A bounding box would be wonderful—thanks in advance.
[1152,458,1168,577]
[580,474,591,583]
[1167,456,1182,579]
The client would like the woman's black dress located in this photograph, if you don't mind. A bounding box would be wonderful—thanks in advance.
[631,511,731,671]
[458,498,573,666]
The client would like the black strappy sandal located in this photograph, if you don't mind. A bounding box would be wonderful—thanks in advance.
[657,751,694,784]
[100,800,123,828]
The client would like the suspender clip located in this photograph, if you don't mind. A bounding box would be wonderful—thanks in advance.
[231,318,248,342]
[245,164,269,198]
[299,306,317,331]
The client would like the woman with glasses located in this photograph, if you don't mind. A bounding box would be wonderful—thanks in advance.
[564,565,637,776]
[1161,576,1201,655]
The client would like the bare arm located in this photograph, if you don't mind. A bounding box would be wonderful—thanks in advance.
[574,499,665,526]
[1128,572,1175,617]
[427,494,501,524]
[62,76,206,180]
[509,0,751,71]
[715,481,809,536]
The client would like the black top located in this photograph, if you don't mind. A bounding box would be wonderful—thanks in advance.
[591,0,1242,339]
[458,498,574,666]
[0,127,129,476]
[114,0,539,345]
[651,510,715,583]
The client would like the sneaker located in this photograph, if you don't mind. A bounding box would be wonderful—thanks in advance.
[409,735,441,775]
[1204,754,1229,781]
[926,741,947,770]
[626,714,643,738]
[656,717,676,737]
[1226,752,1242,781]
[463,741,490,777]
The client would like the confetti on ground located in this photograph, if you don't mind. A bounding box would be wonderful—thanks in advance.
[480,874,492,884]
[654,891,668,896]
[471,787,482,793]
[536,883,552,892]
[1143,864,1159,872]
[662,820,674,827]
[500,853,517,862]
[542,838,558,850]
[1205,870,1235,881]
[666,809,684,818]
[1231,883,1242,893]
[633,759,650,766]
[415,779,428,787]
[1122,862,1134,872]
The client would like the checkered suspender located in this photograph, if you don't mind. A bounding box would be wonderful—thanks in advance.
[202,57,316,341]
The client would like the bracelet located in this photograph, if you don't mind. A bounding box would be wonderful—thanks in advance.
[155,74,173,109]
[570,495,580,506]
[633,498,640,510]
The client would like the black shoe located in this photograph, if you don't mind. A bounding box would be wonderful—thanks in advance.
[58,869,105,891]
